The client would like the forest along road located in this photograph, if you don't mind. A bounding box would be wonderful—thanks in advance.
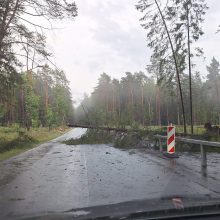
[0,128,220,219]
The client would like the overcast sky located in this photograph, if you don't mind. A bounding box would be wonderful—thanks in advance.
[47,0,220,104]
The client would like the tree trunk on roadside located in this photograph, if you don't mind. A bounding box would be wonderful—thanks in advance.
[187,4,193,134]
[147,98,151,126]
[155,0,186,133]
[156,85,161,126]
[142,87,145,125]
[20,85,25,126]
[45,80,48,112]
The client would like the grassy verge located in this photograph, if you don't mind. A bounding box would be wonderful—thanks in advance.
[0,126,71,161]
[138,125,206,136]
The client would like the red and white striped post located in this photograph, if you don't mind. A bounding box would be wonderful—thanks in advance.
[167,123,175,154]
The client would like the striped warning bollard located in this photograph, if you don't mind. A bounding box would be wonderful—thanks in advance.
[167,123,175,154]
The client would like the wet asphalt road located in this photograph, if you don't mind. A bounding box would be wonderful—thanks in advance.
[0,128,220,219]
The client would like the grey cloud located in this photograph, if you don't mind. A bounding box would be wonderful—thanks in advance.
[49,0,220,102]
[77,0,149,68]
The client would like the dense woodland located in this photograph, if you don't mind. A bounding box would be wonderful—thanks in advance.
[75,57,220,128]
[0,65,74,128]
[75,0,220,134]
[1,0,220,134]
[0,0,77,129]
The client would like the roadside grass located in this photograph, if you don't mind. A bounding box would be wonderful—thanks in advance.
[143,125,206,135]
[0,126,71,161]
[121,125,206,136]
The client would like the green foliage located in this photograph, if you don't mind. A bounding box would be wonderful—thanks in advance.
[64,129,141,149]
[64,129,114,145]
[0,0,77,84]
[46,107,57,129]
[0,131,35,154]
[0,66,74,129]
[0,0,77,129]
[114,132,141,148]
[23,76,40,128]
[204,57,220,124]
[75,60,220,129]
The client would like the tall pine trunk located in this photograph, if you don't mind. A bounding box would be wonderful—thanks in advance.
[155,0,186,133]
[156,85,161,126]
[45,80,48,112]
[141,86,144,125]
[20,85,25,126]
[187,4,193,134]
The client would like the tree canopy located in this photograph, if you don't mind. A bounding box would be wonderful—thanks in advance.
[75,59,220,128]
[0,0,77,129]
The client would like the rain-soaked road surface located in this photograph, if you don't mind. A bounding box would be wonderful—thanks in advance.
[0,128,220,219]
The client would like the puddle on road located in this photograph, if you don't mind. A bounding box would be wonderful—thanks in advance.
[1,128,220,217]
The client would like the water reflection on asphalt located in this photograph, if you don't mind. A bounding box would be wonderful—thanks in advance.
[0,128,220,219]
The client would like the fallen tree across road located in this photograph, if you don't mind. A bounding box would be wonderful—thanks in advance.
[67,124,140,133]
